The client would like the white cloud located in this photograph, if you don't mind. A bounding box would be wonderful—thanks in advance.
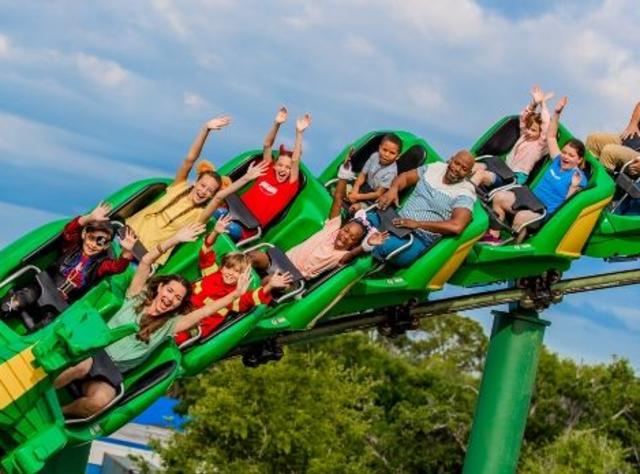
[151,0,188,37]
[0,112,165,184]
[184,91,207,109]
[74,53,129,87]
[344,35,377,57]
[0,34,10,58]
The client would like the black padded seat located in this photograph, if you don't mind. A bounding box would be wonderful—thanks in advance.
[266,247,304,282]
[511,187,545,214]
[616,174,640,199]
[374,207,412,238]
[396,145,426,174]
[476,117,520,157]
[225,194,260,230]
[115,225,147,261]
[474,155,517,199]
[349,135,386,173]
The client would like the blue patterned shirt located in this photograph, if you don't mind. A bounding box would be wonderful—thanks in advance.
[399,162,476,241]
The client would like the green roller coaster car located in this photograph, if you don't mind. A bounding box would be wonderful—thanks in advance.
[448,116,616,287]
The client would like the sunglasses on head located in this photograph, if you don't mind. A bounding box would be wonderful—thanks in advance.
[85,233,112,247]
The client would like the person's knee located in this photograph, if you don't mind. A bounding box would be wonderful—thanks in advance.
[86,390,115,414]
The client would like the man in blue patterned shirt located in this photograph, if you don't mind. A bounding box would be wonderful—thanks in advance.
[370,150,476,266]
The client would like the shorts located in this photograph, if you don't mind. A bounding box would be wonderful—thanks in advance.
[88,349,124,389]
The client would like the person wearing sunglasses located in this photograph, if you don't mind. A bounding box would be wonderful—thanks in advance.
[1,202,138,328]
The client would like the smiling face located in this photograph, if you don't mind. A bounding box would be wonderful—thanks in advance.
[524,121,542,141]
[444,151,475,184]
[191,174,220,205]
[274,154,293,183]
[81,230,112,256]
[333,221,365,251]
[221,263,243,285]
[154,280,187,314]
[378,139,401,166]
[559,143,583,170]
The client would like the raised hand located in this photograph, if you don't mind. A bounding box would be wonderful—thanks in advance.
[235,267,252,295]
[275,106,288,124]
[268,271,294,289]
[367,231,389,246]
[245,160,270,180]
[377,188,399,210]
[175,223,206,243]
[214,214,232,234]
[621,123,640,140]
[296,113,312,133]
[530,85,544,104]
[555,96,568,114]
[205,115,232,131]
[88,202,112,222]
[571,170,583,188]
[119,226,138,252]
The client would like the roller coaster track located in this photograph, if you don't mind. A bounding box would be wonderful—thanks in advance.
[265,268,640,348]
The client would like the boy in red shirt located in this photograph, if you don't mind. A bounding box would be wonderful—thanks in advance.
[214,106,311,241]
[174,215,292,345]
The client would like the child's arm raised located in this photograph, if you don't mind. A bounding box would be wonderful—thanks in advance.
[197,161,269,224]
[174,268,251,333]
[547,96,567,158]
[262,106,288,164]
[126,223,205,298]
[290,113,312,183]
[175,116,232,185]
[78,202,111,226]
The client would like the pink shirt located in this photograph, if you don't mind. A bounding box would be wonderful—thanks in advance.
[506,103,550,175]
[286,217,348,279]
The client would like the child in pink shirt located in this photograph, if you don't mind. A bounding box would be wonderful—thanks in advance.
[471,85,552,187]
[249,210,388,280]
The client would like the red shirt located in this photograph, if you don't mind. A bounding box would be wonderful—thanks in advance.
[240,161,299,227]
[174,243,272,345]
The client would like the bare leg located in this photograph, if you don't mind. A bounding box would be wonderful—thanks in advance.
[61,380,117,418]
[54,358,93,389]
[489,190,516,237]
[513,209,542,243]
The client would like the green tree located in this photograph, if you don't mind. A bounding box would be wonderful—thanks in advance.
[521,429,634,474]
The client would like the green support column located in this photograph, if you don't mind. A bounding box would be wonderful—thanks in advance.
[463,306,550,474]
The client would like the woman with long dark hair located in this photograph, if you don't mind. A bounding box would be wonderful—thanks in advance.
[54,223,251,419]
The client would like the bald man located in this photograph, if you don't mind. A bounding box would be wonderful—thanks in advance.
[369,150,476,267]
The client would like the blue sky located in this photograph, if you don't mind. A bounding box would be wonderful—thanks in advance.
[0,0,638,368]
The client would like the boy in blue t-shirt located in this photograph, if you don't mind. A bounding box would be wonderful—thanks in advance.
[331,133,402,216]
[482,96,587,244]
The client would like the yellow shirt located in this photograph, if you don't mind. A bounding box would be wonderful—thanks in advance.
[126,181,203,265]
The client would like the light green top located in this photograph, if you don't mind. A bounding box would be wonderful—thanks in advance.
[105,294,178,373]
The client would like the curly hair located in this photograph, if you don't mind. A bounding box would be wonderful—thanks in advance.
[134,274,192,343]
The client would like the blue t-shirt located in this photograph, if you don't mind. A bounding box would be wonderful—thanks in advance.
[532,155,588,214]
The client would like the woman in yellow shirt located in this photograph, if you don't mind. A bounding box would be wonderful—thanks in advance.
[127,115,268,265]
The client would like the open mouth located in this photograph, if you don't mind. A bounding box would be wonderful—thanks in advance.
[159,297,172,312]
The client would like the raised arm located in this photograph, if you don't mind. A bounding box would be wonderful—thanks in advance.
[547,96,567,158]
[78,202,111,227]
[175,116,232,185]
[376,169,420,210]
[197,160,269,224]
[126,223,205,297]
[174,268,251,333]
[290,113,312,183]
[263,107,288,163]
[394,207,472,236]
[621,102,640,139]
